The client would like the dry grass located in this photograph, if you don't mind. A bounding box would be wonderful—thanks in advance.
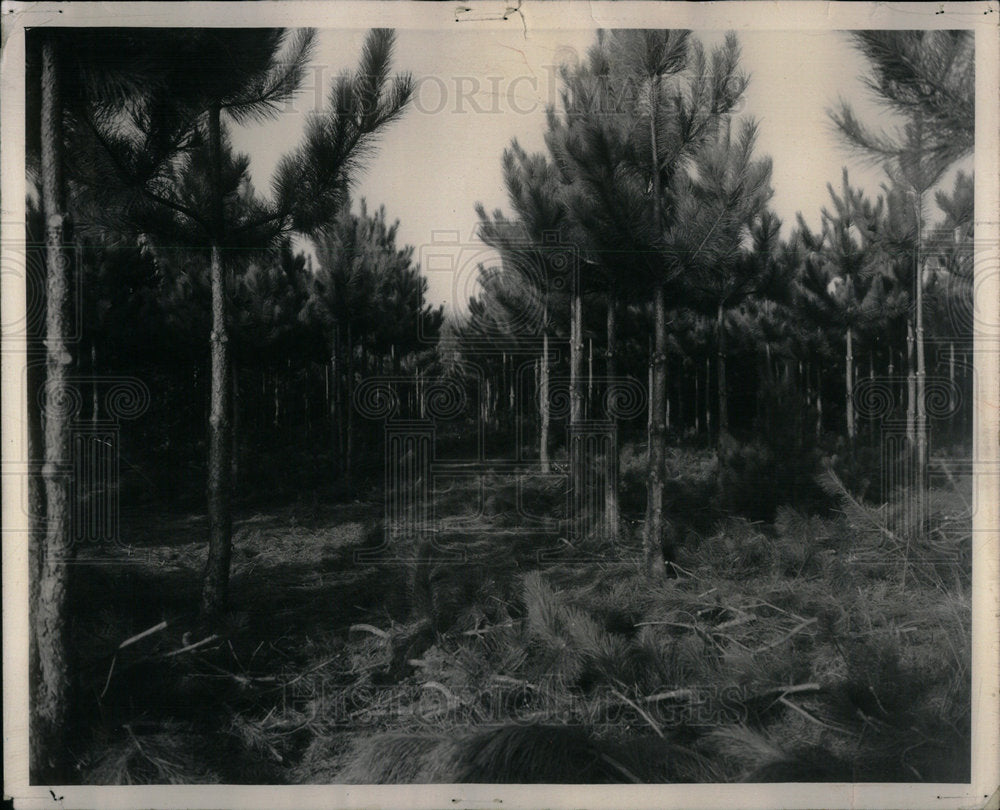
[66,446,972,785]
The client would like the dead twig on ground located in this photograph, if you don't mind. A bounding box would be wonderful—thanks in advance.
[754,617,818,654]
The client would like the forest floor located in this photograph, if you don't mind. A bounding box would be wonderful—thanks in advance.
[66,444,973,784]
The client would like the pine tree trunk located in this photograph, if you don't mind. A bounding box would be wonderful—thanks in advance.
[845,327,855,443]
[346,322,354,482]
[906,318,916,447]
[587,337,593,419]
[644,285,668,577]
[604,294,619,538]
[665,347,671,432]
[816,370,823,442]
[647,339,654,438]
[273,369,280,427]
[231,360,240,488]
[678,359,686,430]
[571,287,584,426]
[705,355,712,441]
[539,324,550,473]
[201,101,233,619]
[330,334,339,475]
[949,341,955,434]
[914,196,928,494]
[716,302,728,438]
[32,35,74,782]
[694,365,700,435]
[91,341,99,428]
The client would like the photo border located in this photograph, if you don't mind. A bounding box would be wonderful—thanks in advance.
[2,2,997,808]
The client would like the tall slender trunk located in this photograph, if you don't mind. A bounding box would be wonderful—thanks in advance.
[508,357,515,410]
[201,101,233,618]
[569,286,585,530]
[272,368,280,427]
[587,338,593,419]
[694,365,700,435]
[716,302,728,438]
[949,341,955,430]
[330,333,340,475]
[604,293,619,536]
[231,360,240,487]
[665,347,671,431]
[678,359,685,430]
[540,327,550,473]
[815,365,823,442]
[345,322,354,481]
[906,318,916,447]
[90,341,99,428]
[647,336,654,439]
[914,192,928,493]
[644,71,668,576]
[705,355,712,441]
[645,284,668,576]
[845,327,855,443]
[888,343,897,422]
[570,285,584,427]
[33,35,74,782]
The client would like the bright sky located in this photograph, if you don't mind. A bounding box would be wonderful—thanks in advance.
[229,28,969,313]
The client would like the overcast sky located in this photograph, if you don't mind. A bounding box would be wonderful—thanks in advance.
[229,27,970,312]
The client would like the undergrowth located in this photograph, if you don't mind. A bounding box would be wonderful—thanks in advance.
[67,446,972,785]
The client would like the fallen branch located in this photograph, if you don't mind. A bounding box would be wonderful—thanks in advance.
[754,617,818,654]
[277,654,341,690]
[99,655,117,701]
[492,674,538,690]
[778,696,846,734]
[715,614,754,631]
[119,620,168,650]
[760,682,822,698]
[348,623,389,640]
[164,633,219,658]
[746,598,808,624]
[598,752,643,784]
[642,688,700,703]
[611,688,664,739]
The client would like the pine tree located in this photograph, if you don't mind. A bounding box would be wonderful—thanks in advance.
[830,29,972,496]
[606,30,749,573]
[71,28,413,616]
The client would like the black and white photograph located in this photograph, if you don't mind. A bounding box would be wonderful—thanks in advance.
[2,3,998,808]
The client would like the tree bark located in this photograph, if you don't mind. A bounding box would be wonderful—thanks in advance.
[705,355,712,441]
[201,101,233,618]
[694,365,701,436]
[587,337,593,418]
[232,360,242,486]
[845,327,855,443]
[644,284,668,576]
[716,302,728,438]
[570,285,584,427]
[91,341,99,428]
[914,194,928,494]
[33,35,75,782]
[816,369,823,442]
[604,294,619,537]
[345,321,354,482]
[906,318,916,447]
[330,333,340,475]
[665,347,671,432]
[539,320,550,473]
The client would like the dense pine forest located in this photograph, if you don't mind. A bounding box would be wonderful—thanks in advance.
[22,26,975,786]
